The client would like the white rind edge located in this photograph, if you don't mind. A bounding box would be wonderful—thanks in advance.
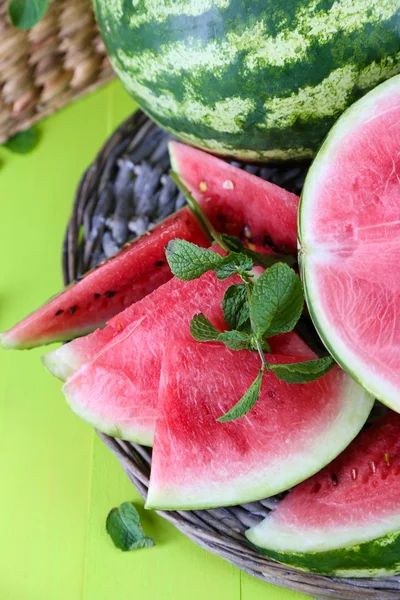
[62,381,155,447]
[146,372,374,510]
[299,74,400,245]
[246,509,400,555]
[298,74,400,411]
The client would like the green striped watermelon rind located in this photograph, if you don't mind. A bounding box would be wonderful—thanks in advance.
[246,530,400,578]
[93,0,400,161]
[298,75,400,412]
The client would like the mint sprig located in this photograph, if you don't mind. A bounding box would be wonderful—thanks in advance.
[190,314,253,350]
[167,173,336,422]
[106,502,154,552]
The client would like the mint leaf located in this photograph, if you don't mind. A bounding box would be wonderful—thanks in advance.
[106,502,154,551]
[270,356,335,383]
[8,0,49,29]
[3,128,38,154]
[218,330,253,351]
[218,369,263,422]
[166,240,224,280]
[190,314,220,341]
[222,284,249,330]
[251,263,304,337]
[190,314,252,350]
[213,252,253,280]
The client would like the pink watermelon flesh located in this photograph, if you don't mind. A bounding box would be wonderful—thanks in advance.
[170,141,299,253]
[300,76,400,412]
[0,208,208,349]
[60,266,315,446]
[247,411,400,552]
[61,268,240,445]
[146,340,373,510]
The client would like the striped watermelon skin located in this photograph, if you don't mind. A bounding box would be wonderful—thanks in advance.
[93,0,400,161]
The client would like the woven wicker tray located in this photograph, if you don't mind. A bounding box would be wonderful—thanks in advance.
[0,0,113,143]
[62,111,400,600]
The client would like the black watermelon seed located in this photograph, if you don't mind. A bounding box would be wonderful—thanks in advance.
[69,305,78,315]
[331,473,338,486]
[105,291,116,298]
[155,260,165,267]
[94,293,101,299]
[55,309,64,316]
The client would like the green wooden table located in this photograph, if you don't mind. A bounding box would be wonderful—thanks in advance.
[0,81,309,600]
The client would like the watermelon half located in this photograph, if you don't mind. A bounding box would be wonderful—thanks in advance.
[94,0,400,161]
[0,208,208,349]
[170,142,299,252]
[299,75,400,413]
[246,411,400,577]
[146,339,373,510]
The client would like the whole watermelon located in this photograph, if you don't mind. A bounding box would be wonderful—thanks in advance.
[94,0,400,161]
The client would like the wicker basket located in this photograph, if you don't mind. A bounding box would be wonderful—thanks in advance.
[0,0,114,143]
[63,111,400,600]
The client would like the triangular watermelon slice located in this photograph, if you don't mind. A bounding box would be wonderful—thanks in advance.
[60,264,314,445]
[246,411,400,577]
[146,340,373,510]
[169,142,299,253]
[1,208,209,349]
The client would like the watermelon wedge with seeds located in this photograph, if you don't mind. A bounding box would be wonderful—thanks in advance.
[299,75,400,413]
[146,339,373,510]
[170,142,299,253]
[246,411,400,577]
[0,208,208,349]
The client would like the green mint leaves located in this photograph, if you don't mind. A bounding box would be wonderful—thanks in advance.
[222,284,249,331]
[106,502,154,552]
[8,0,49,29]
[190,314,252,350]
[166,240,224,280]
[218,369,263,423]
[166,240,252,281]
[270,356,335,383]
[3,128,38,154]
[251,262,304,338]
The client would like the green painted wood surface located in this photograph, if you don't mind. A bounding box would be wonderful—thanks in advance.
[0,80,309,600]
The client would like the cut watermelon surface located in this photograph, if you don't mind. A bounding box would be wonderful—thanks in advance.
[246,411,400,577]
[60,268,240,445]
[1,208,208,349]
[58,259,315,446]
[299,75,400,413]
[170,142,299,253]
[146,340,373,510]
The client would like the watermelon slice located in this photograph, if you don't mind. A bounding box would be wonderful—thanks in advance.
[0,208,208,349]
[59,257,314,445]
[146,339,373,510]
[246,411,400,578]
[299,75,400,413]
[42,245,264,381]
[169,142,299,253]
